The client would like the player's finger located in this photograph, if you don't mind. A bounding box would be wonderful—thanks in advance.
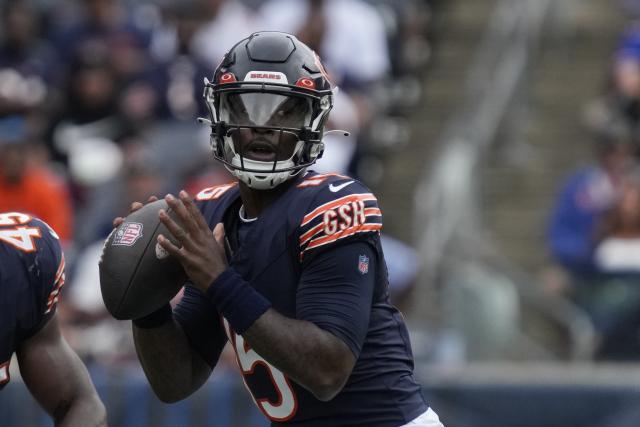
[159,209,195,251]
[165,194,200,235]
[130,201,144,213]
[147,195,159,203]
[213,223,225,246]
[179,190,210,230]
[113,217,124,228]
[157,234,185,261]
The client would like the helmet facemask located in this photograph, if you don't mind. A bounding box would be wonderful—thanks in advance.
[203,80,333,190]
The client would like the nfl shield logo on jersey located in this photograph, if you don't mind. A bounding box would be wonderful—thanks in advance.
[358,255,369,274]
[113,222,143,246]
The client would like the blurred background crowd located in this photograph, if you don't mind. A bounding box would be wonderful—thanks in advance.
[7,0,640,425]
[0,0,432,369]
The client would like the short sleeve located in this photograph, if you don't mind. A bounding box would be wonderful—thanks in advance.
[296,241,376,358]
[298,180,382,261]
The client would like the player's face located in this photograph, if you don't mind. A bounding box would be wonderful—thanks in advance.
[221,93,312,162]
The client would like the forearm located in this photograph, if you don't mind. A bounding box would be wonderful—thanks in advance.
[242,308,354,401]
[18,317,107,427]
[56,393,106,427]
[51,353,106,427]
[205,269,355,401]
[133,317,211,402]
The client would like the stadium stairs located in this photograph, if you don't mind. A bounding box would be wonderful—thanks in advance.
[375,0,499,244]
[481,1,625,273]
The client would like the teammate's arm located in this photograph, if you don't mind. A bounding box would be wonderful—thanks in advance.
[16,314,106,427]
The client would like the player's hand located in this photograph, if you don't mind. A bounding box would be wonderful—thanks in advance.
[157,190,228,293]
[112,196,159,228]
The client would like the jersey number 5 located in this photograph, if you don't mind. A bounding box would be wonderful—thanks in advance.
[0,213,42,253]
[222,318,298,422]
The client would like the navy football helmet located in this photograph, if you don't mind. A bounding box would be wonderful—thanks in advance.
[201,32,336,189]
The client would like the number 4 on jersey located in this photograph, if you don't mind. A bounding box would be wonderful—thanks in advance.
[0,213,41,253]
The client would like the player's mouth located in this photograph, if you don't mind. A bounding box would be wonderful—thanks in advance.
[244,140,277,162]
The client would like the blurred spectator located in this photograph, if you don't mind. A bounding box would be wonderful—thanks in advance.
[313,89,360,175]
[621,1,640,18]
[52,0,149,69]
[594,170,640,273]
[585,24,640,139]
[0,0,59,116]
[73,142,166,248]
[190,0,264,69]
[576,172,640,332]
[259,0,390,92]
[584,172,640,359]
[0,115,73,242]
[47,51,128,168]
[547,128,636,276]
[146,2,213,121]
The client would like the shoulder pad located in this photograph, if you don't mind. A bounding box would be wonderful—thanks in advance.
[297,175,382,260]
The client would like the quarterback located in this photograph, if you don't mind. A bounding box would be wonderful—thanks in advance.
[127,32,443,426]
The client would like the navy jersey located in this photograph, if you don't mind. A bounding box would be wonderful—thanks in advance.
[0,213,65,389]
[175,172,427,426]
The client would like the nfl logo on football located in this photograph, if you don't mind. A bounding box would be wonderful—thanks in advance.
[358,255,369,274]
[113,222,144,246]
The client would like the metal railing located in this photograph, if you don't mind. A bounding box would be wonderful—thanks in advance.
[413,0,596,360]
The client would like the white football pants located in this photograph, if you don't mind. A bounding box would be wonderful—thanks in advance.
[399,407,444,427]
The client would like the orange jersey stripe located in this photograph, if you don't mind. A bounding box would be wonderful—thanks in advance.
[46,254,66,314]
[305,223,382,252]
[300,210,383,246]
[54,254,65,283]
[45,276,65,314]
[300,222,325,245]
[301,193,376,226]
[364,208,382,216]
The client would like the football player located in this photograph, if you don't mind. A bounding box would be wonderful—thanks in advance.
[0,212,106,425]
[124,32,443,426]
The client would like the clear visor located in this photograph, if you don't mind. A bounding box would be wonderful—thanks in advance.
[219,93,313,129]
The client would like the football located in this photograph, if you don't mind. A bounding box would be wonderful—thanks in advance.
[99,199,186,320]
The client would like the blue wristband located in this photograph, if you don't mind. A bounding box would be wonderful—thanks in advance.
[132,303,173,329]
[206,269,271,334]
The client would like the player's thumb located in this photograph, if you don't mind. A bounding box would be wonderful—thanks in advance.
[213,223,225,245]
